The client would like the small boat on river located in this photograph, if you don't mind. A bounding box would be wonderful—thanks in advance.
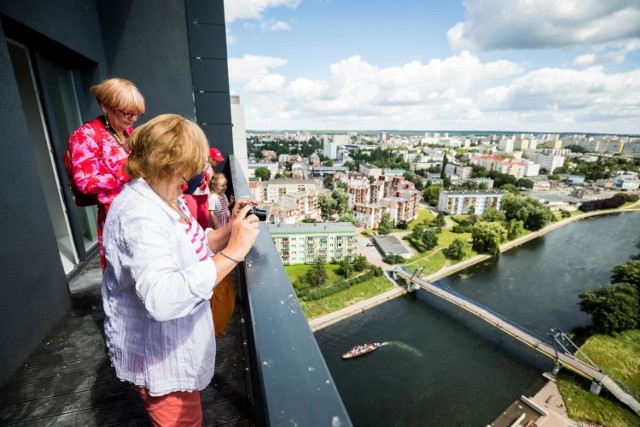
[342,342,385,360]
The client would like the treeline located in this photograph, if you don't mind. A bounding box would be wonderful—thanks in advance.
[579,193,638,212]
[292,256,384,301]
[579,240,640,334]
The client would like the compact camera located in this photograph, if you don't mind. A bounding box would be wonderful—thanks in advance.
[246,206,267,222]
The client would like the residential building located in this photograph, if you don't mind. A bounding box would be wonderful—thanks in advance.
[445,163,473,179]
[251,179,322,203]
[465,177,495,189]
[310,165,348,178]
[230,95,249,178]
[268,222,358,265]
[275,192,320,224]
[380,197,412,224]
[248,161,279,179]
[323,141,338,160]
[353,203,384,229]
[535,153,565,174]
[614,175,640,191]
[438,190,507,215]
[359,162,383,179]
[471,155,526,178]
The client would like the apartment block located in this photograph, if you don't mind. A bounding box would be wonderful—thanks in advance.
[614,175,640,190]
[438,190,507,215]
[268,222,358,265]
[274,192,320,224]
[535,153,565,174]
[251,179,321,203]
[353,203,384,229]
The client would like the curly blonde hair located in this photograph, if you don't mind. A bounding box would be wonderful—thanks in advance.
[125,114,208,181]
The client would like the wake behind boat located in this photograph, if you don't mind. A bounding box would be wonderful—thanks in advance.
[342,342,386,360]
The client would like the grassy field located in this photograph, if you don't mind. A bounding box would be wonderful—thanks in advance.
[285,263,342,284]
[405,210,435,231]
[298,274,394,319]
[556,330,640,427]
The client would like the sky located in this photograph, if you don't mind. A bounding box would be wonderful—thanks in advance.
[223,0,640,135]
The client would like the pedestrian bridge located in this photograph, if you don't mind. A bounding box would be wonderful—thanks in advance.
[394,267,640,416]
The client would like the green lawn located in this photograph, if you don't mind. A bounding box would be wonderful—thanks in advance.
[403,250,447,275]
[299,274,394,319]
[406,209,435,231]
[556,330,640,427]
[285,263,342,284]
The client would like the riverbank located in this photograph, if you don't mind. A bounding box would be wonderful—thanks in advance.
[310,203,640,329]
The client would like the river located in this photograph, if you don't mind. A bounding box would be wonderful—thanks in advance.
[314,212,640,427]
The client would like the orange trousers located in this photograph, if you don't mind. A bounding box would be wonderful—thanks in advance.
[134,385,202,427]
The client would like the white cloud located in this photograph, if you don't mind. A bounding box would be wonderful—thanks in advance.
[224,0,301,23]
[228,54,287,83]
[573,54,596,66]
[448,0,640,52]
[239,51,640,133]
[245,74,286,93]
[259,20,290,31]
[573,40,640,66]
[478,66,640,129]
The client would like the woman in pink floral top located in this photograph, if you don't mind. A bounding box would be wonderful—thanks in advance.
[67,78,145,269]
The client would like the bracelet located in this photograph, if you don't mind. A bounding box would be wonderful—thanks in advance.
[219,251,243,263]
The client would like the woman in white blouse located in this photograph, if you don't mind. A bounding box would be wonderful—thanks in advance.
[101,114,259,426]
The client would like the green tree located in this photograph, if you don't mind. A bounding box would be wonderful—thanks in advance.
[611,260,640,289]
[506,219,525,240]
[444,238,468,260]
[353,255,368,272]
[254,166,271,181]
[431,212,447,227]
[500,183,519,194]
[421,229,438,250]
[423,184,443,206]
[337,258,354,278]
[471,222,507,255]
[318,193,335,222]
[410,222,425,240]
[306,258,328,288]
[440,154,448,180]
[525,205,554,231]
[323,175,335,190]
[377,212,393,235]
[338,211,355,224]
[332,188,350,215]
[579,283,640,334]
[482,207,506,223]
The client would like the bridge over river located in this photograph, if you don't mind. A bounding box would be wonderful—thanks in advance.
[395,266,640,416]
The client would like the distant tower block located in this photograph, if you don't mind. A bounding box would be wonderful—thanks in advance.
[230,94,248,178]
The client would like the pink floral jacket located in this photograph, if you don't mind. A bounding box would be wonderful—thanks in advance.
[68,118,133,206]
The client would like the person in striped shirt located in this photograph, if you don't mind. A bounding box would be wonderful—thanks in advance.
[101,114,260,426]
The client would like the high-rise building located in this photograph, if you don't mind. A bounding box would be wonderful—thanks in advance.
[230,94,248,178]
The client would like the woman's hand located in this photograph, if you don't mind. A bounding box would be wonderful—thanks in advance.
[224,202,260,260]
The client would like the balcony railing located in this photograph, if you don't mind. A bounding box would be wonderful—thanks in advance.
[227,156,352,426]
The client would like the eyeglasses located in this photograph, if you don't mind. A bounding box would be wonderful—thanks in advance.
[118,110,143,119]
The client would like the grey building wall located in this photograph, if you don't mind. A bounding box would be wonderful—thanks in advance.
[0,0,233,385]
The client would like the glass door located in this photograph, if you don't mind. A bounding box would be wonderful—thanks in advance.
[35,55,99,254]
[7,40,98,274]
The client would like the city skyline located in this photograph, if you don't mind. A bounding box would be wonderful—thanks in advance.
[224,0,640,135]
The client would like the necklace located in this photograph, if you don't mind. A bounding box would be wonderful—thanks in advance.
[104,115,130,153]
[150,186,192,225]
